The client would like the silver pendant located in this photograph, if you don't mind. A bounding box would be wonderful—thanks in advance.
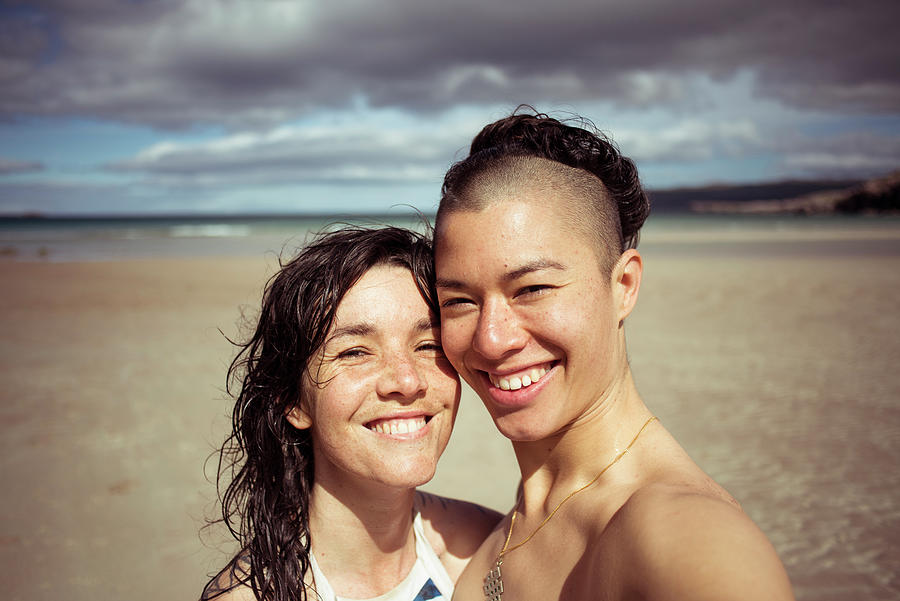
[483,562,503,601]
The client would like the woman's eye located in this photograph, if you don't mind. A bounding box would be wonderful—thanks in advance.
[440,297,473,309]
[517,284,553,297]
[336,348,368,359]
[417,341,444,354]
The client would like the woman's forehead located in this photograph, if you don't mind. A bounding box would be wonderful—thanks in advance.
[331,265,432,329]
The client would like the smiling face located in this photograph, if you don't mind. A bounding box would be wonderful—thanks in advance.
[287,264,460,491]
[434,190,641,442]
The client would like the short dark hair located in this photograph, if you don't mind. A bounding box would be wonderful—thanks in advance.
[437,107,649,273]
[204,225,435,601]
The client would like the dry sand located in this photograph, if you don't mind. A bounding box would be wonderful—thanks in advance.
[1,249,898,600]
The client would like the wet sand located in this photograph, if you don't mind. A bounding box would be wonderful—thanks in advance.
[1,248,898,600]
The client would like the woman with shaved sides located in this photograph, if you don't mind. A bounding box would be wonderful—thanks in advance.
[202,226,499,601]
[433,109,794,600]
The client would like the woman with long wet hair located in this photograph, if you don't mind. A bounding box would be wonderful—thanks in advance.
[202,226,499,601]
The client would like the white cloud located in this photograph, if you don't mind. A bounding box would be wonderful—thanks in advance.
[618,119,763,162]
[784,153,898,172]
[106,110,480,186]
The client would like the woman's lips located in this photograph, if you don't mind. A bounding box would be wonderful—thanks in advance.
[480,363,556,408]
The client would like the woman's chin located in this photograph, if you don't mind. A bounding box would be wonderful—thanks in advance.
[380,463,438,490]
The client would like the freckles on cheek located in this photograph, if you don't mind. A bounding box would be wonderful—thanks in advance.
[442,340,466,366]
[441,319,472,362]
[432,356,460,382]
[321,371,368,401]
[540,305,586,339]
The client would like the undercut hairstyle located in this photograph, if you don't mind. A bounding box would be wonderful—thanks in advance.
[436,107,650,274]
[202,226,436,601]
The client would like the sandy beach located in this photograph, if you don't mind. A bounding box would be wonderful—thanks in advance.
[2,238,899,600]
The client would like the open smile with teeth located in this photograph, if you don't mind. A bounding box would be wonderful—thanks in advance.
[488,364,551,391]
[367,416,430,435]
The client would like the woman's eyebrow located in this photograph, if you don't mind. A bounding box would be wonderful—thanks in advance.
[434,276,466,290]
[436,258,566,290]
[415,317,440,332]
[328,318,436,341]
[326,323,374,342]
[502,259,566,282]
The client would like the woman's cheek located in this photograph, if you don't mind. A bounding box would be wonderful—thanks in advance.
[438,320,470,365]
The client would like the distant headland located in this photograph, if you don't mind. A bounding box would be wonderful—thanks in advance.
[672,170,900,216]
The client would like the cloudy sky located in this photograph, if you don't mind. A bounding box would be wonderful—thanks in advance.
[1,0,898,215]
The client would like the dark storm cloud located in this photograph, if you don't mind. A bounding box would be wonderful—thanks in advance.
[1,0,897,128]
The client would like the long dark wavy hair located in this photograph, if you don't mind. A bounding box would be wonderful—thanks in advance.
[437,106,650,271]
[202,225,437,601]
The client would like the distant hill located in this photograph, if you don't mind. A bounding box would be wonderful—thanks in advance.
[668,171,900,215]
[831,171,900,214]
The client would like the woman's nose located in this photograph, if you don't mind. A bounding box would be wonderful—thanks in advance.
[471,298,527,360]
[375,352,428,400]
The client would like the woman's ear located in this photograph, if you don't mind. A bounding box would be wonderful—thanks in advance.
[285,403,312,430]
[612,249,643,324]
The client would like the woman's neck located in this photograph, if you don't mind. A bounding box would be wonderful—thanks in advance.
[308,478,419,598]
[512,369,652,515]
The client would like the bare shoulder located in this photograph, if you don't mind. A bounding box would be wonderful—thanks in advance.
[605,483,795,601]
[415,490,504,552]
[200,552,257,601]
[415,490,504,581]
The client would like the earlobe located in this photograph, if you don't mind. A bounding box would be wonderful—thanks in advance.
[286,404,312,430]
[614,249,643,322]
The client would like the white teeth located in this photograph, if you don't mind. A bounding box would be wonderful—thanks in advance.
[369,417,426,435]
[490,366,549,391]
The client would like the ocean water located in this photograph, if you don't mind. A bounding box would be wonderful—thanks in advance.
[1,213,900,262]
[0,214,432,262]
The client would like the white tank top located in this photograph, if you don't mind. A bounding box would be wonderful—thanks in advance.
[308,512,453,601]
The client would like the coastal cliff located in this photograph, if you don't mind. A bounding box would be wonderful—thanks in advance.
[689,171,900,215]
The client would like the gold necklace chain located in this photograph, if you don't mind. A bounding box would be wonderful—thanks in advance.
[499,415,658,559]
[482,416,658,601]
